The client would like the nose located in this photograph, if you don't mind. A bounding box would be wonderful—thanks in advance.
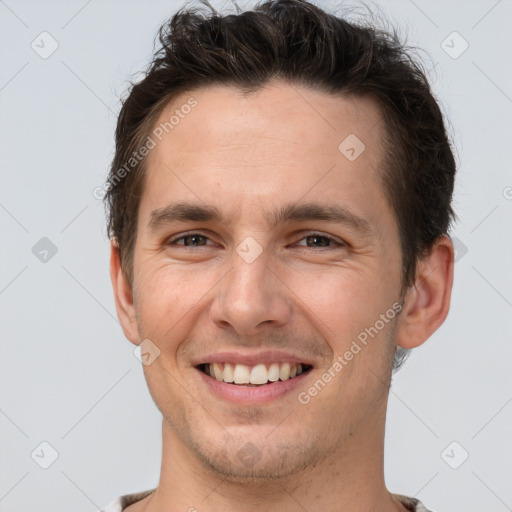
[209,246,292,336]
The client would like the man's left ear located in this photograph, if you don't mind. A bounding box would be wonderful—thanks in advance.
[397,234,455,349]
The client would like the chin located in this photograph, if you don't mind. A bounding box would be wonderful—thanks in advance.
[191,433,322,483]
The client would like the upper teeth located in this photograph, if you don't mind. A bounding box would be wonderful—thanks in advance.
[204,362,306,385]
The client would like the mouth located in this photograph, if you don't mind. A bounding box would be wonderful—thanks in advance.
[196,362,313,387]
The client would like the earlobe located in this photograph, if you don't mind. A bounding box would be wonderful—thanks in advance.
[396,235,454,350]
[109,241,140,345]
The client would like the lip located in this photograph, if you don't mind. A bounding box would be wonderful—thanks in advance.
[196,365,313,405]
[191,350,315,368]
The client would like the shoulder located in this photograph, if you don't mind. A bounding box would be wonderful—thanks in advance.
[99,489,156,512]
[393,493,437,512]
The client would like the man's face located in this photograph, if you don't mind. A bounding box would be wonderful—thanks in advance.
[128,81,405,480]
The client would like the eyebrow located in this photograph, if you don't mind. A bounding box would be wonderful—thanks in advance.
[147,201,373,236]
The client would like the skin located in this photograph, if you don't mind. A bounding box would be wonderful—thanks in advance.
[111,80,454,512]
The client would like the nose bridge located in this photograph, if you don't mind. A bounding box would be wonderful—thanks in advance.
[210,240,291,335]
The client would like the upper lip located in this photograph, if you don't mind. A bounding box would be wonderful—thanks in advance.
[192,350,315,368]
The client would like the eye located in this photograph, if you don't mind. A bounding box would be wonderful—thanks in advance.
[168,233,213,247]
[166,232,345,250]
[295,233,344,249]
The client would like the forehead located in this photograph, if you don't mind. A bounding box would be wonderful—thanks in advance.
[150,81,386,166]
[140,80,392,235]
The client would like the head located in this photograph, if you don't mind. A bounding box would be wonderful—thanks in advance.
[107,0,455,483]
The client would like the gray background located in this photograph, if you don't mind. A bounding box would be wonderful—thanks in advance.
[1,0,511,511]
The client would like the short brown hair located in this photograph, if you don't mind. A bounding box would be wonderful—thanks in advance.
[104,0,457,294]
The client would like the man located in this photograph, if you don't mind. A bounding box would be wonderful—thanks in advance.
[101,0,456,510]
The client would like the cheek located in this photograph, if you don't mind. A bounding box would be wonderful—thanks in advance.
[287,270,385,344]
[287,270,399,391]
[133,267,196,351]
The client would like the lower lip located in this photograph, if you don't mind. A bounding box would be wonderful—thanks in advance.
[196,367,312,404]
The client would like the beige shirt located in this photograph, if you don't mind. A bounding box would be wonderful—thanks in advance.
[100,489,436,511]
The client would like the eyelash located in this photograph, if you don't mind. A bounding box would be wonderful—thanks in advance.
[166,232,345,250]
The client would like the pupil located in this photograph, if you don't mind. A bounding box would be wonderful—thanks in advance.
[308,236,328,247]
[186,235,204,246]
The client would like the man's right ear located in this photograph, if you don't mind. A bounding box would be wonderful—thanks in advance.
[110,241,139,345]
